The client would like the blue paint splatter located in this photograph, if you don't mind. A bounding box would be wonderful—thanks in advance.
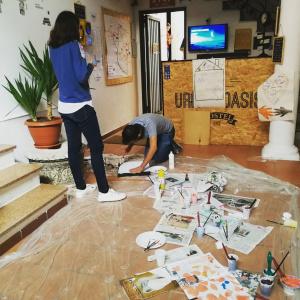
[221,280,230,289]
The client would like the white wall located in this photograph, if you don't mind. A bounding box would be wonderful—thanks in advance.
[0,0,138,161]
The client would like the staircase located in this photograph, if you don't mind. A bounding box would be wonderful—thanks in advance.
[0,145,67,255]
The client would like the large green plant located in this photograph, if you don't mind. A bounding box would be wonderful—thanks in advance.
[3,75,44,122]
[20,41,58,120]
[3,41,58,121]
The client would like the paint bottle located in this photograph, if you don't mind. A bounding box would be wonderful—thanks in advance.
[168,151,175,170]
[157,169,166,190]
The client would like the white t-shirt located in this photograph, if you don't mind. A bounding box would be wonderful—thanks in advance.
[58,100,93,114]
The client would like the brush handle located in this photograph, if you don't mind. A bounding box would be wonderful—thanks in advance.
[274,251,289,275]
[222,243,230,259]
[266,251,273,275]
[272,257,285,277]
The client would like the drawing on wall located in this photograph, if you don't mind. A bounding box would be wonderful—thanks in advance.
[257,71,294,121]
[19,0,26,15]
[193,58,225,107]
[102,7,133,85]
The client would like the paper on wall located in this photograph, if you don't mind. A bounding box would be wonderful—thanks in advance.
[193,58,225,107]
[257,71,295,121]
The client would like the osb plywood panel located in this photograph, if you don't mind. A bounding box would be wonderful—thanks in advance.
[183,110,210,145]
[163,58,274,145]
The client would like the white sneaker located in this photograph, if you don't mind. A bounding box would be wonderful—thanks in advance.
[75,184,97,198]
[97,188,127,202]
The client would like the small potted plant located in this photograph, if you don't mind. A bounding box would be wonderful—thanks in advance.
[3,41,62,149]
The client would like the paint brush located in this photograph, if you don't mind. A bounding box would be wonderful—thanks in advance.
[273,251,289,275]
[272,257,285,277]
[248,198,257,209]
[148,175,154,184]
[207,191,211,204]
[203,211,213,227]
[225,220,228,241]
[197,212,201,227]
[222,225,228,241]
[266,219,284,225]
[222,243,234,260]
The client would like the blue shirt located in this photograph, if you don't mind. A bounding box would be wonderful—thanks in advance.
[49,41,93,103]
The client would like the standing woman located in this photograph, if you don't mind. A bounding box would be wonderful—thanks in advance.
[48,11,126,202]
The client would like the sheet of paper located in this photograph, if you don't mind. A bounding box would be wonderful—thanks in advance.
[118,160,149,174]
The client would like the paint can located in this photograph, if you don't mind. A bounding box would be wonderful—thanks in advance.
[260,277,274,297]
[227,254,239,271]
[196,226,204,238]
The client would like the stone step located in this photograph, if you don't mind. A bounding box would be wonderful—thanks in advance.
[0,145,16,171]
[0,184,67,255]
[0,163,42,208]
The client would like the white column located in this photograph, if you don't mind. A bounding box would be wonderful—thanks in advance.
[262,0,300,161]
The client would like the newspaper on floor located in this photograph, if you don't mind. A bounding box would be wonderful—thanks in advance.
[221,222,273,254]
[154,212,197,246]
[211,192,260,214]
[147,244,203,265]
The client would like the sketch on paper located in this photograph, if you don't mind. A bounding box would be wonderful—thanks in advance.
[102,7,132,85]
[257,71,294,121]
[193,58,225,107]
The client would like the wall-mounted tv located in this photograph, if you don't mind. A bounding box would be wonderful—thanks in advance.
[188,24,228,52]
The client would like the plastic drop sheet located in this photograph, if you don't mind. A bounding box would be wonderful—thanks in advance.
[0,156,299,300]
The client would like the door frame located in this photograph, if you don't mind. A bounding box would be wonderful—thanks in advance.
[139,7,186,113]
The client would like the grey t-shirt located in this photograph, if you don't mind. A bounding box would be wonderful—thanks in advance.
[129,114,173,138]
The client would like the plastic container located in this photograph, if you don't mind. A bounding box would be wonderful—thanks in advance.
[168,151,174,170]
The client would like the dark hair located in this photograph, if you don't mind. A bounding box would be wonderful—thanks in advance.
[48,11,79,48]
[122,124,144,145]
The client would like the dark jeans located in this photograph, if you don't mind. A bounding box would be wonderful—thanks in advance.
[145,127,175,164]
[61,105,109,193]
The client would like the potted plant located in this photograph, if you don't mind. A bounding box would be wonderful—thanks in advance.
[3,41,62,149]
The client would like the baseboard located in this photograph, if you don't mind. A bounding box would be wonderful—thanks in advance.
[102,124,127,140]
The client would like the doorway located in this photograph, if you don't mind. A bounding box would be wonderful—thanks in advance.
[139,8,186,114]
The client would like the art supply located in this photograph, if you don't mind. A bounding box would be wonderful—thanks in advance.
[207,191,211,204]
[242,206,251,219]
[280,275,300,296]
[248,198,257,209]
[203,211,213,227]
[196,226,204,238]
[227,253,238,271]
[221,243,231,260]
[155,249,166,267]
[191,192,197,204]
[272,257,285,277]
[282,212,292,221]
[273,251,289,275]
[266,219,297,228]
[168,151,174,169]
[154,181,161,200]
[259,277,274,297]
[158,169,166,190]
[197,212,201,227]
[265,251,274,276]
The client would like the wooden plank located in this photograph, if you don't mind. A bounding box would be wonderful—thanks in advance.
[183,110,210,145]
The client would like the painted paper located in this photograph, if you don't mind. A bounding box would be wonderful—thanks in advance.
[257,71,294,121]
[166,253,251,299]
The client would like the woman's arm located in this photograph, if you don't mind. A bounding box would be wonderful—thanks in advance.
[130,136,157,173]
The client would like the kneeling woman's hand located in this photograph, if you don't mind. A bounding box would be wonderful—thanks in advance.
[130,165,144,174]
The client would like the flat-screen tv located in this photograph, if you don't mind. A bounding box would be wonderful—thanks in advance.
[188,24,228,52]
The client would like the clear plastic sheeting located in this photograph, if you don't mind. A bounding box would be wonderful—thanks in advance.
[0,156,299,300]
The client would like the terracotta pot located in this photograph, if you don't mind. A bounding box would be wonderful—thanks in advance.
[25,116,63,149]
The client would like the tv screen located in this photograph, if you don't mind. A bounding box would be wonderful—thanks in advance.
[188,24,228,52]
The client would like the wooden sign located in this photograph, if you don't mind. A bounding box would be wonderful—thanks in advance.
[272,36,284,64]
[150,0,175,8]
